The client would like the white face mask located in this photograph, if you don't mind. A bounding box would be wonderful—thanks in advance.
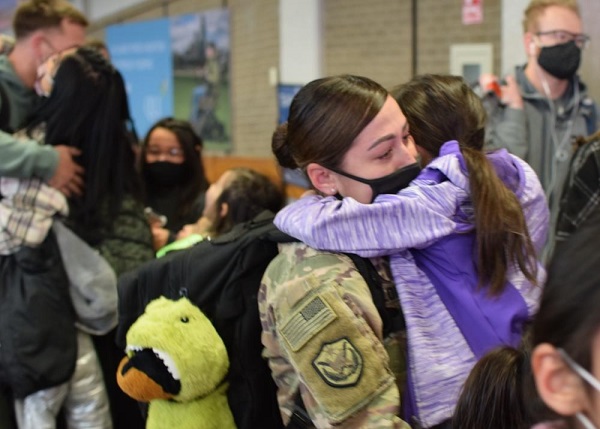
[558,349,600,429]
[34,46,77,97]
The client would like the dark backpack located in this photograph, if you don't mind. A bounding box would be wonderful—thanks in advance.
[117,211,405,429]
[0,231,77,399]
[117,211,289,429]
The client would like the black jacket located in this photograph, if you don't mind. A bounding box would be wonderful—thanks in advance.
[0,231,77,399]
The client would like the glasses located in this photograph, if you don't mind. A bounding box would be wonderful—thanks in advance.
[146,146,185,160]
[536,30,590,49]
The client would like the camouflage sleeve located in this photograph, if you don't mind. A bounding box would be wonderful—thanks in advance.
[259,248,410,428]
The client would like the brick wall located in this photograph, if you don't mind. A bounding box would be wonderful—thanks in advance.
[90,0,279,157]
[416,0,501,75]
[228,0,279,157]
[579,1,600,104]
[323,0,412,91]
[88,0,504,157]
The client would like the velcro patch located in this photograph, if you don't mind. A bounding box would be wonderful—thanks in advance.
[280,295,337,352]
[312,337,363,388]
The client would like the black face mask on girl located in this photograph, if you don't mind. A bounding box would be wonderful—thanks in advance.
[538,40,582,80]
[144,161,186,187]
[330,162,421,203]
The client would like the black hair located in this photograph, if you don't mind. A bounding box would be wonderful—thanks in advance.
[26,46,142,244]
[141,117,209,218]
[210,167,284,236]
[453,345,539,429]
[454,204,600,428]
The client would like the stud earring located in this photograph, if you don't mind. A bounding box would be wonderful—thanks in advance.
[331,188,336,194]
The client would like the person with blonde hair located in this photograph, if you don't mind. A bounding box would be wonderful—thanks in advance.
[481,0,597,257]
[0,3,89,427]
[0,0,89,196]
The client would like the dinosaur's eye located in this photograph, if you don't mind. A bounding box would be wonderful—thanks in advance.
[180,316,189,323]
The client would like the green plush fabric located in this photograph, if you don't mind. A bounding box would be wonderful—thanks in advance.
[117,297,236,429]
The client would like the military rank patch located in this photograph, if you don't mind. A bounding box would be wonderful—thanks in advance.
[312,337,363,388]
[280,295,337,352]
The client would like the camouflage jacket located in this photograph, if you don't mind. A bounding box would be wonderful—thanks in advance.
[259,242,410,428]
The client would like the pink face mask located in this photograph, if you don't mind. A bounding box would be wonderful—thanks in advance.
[34,47,77,97]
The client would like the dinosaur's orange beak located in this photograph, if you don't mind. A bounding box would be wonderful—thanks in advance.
[117,356,175,402]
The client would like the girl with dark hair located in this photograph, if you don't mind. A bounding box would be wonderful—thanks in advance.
[528,204,600,429]
[1,46,153,429]
[453,345,538,429]
[28,47,152,265]
[454,203,600,429]
[274,74,549,428]
[140,117,209,251]
[157,167,284,258]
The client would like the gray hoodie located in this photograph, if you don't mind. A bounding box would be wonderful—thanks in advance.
[484,64,598,254]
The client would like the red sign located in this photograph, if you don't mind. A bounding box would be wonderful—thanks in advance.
[462,0,483,25]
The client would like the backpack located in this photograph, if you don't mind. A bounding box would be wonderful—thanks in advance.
[117,211,288,429]
[0,231,78,399]
[117,211,405,429]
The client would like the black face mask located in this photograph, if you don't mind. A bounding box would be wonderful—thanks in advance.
[538,40,581,80]
[331,162,421,202]
[144,161,186,188]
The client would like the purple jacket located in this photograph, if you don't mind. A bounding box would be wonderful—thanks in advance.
[275,140,549,427]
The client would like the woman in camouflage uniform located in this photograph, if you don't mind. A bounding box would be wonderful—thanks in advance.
[259,75,418,428]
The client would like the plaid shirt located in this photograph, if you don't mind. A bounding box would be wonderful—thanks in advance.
[0,176,68,254]
[555,137,600,242]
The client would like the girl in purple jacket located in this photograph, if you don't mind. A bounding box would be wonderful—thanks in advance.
[275,74,549,428]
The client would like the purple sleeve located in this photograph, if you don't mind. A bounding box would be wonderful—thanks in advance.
[274,182,463,258]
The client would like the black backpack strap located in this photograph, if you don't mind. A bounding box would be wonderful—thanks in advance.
[344,253,406,337]
[0,82,12,133]
[286,392,315,429]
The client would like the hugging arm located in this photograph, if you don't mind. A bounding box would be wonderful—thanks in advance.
[274,182,459,257]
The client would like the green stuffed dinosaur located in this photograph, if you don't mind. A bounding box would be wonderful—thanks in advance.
[117,296,236,429]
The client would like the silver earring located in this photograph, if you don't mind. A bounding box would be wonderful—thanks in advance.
[331,188,336,194]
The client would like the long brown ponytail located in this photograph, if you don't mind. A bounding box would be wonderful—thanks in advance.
[393,74,537,295]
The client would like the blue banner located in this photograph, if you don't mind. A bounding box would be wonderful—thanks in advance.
[277,83,303,124]
[106,19,173,138]
[277,83,310,189]
[0,0,17,35]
